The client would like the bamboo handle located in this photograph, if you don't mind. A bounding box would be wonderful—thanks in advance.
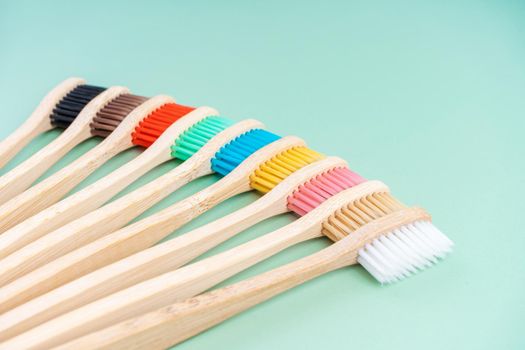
[0,142,172,264]
[0,125,92,207]
[41,216,325,342]
[0,136,131,233]
[0,159,209,291]
[46,173,249,280]
[0,117,53,170]
[132,244,346,350]
[0,189,284,318]
[0,176,249,342]
[0,77,84,169]
[1,208,315,345]
[137,192,288,273]
[20,237,348,350]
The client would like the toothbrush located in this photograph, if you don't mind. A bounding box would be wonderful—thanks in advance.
[0,92,157,232]
[0,102,216,260]
[0,84,123,204]
[0,157,360,326]
[0,134,322,322]
[1,182,453,349]
[0,77,84,169]
[0,117,263,297]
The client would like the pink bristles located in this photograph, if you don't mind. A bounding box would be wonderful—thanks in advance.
[287,167,366,216]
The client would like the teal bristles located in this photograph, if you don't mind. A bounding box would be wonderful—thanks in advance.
[171,116,234,161]
[211,129,281,176]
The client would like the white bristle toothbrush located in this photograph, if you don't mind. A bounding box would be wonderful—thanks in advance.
[0,182,453,349]
[0,156,351,327]
[0,77,84,169]
[0,84,125,205]
[0,103,218,258]
[62,208,449,350]
[0,93,169,231]
[0,117,264,305]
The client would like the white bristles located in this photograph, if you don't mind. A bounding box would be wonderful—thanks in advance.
[357,220,453,284]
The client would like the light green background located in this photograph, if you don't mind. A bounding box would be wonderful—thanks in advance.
[1,1,524,349]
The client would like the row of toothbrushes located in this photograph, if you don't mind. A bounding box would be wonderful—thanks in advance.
[0,78,453,349]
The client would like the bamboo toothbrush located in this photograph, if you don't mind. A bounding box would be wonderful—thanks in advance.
[0,102,216,260]
[0,77,85,169]
[0,93,157,231]
[0,118,263,293]
[0,84,124,204]
[0,157,358,325]
[0,182,453,349]
[61,210,448,350]
[0,134,320,307]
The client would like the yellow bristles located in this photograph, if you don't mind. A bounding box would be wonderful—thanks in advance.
[249,146,324,193]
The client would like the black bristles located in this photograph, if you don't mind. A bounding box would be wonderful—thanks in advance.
[50,85,106,129]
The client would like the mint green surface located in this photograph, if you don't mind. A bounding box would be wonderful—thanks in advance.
[1,1,524,349]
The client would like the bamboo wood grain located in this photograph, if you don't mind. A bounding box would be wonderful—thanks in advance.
[0,156,342,322]
[0,77,85,169]
[1,186,426,348]
[0,119,263,306]
[56,208,430,350]
[0,95,171,233]
[0,106,217,266]
[0,137,306,341]
[0,86,128,207]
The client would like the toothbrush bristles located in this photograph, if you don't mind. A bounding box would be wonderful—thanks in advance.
[357,221,453,284]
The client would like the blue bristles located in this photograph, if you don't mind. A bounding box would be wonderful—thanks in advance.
[211,129,281,176]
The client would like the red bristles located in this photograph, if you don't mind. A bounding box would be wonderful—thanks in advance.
[131,103,195,147]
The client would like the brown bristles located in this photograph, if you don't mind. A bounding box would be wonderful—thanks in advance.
[90,94,149,138]
[322,192,405,242]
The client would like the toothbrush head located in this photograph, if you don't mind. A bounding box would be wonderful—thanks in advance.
[249,146,325,193]
[210,129,281,176]
[49,85,106,129]
[89,94,149,138]
[131,103,195,148]
[354,214,453,284]
[287,167,366,216]
[319,182,453,284]
[171,116,235,160]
